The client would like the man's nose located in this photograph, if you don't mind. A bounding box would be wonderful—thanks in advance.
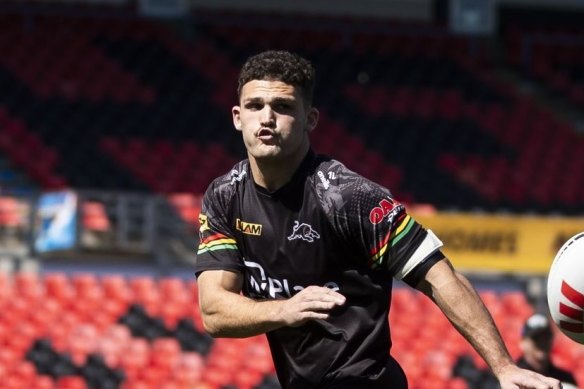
[260,106,276,127]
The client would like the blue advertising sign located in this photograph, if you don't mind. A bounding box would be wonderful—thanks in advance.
[34,191,77,252]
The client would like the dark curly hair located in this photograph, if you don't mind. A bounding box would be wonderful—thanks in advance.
[237,50,316,106]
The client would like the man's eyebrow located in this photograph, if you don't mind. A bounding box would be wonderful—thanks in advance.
[243,96,295,104]
[271,97,295,103]
[243,97,263,104]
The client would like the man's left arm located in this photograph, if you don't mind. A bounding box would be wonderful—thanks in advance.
[416,258,562,389]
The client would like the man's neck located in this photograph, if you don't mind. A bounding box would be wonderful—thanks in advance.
[249,148,309,193]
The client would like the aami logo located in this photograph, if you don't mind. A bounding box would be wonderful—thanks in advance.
[236,218,262,236]
[287,221,320,243]
[559,280,584,334]
[369,198,402,224]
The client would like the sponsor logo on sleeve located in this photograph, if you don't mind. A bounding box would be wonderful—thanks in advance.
[369,198,403,224]
[235,218,263,236]
[198,214,209,232]
[317,170,331,190]
[287,221,320,243]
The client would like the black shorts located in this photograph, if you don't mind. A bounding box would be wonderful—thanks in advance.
[323,357,408,389]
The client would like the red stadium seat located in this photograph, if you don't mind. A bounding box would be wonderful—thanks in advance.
[167,193,201,225]
[102,275,133,305]
[82,202,111,232]
[0,196,23,227]
[55,376,87,389]
[33,375,56,389]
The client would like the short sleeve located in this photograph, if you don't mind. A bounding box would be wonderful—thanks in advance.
[342,178,443,280]
[194,183,244,277]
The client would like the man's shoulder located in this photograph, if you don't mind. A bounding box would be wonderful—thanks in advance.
[311,154,392,213]
[313,154,391,194]
[312,154,359,186]
[204,159,249,200]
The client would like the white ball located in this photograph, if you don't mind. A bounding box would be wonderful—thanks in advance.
[547,232,584,344]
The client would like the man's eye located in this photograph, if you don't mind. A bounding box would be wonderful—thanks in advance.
[246,103,262,110]
[275,103,292,110]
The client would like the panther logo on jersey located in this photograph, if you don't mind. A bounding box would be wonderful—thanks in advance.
[287,221,320,243]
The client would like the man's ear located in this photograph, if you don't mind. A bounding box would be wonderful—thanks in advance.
[306,107,319,132]
[232,106,242,131]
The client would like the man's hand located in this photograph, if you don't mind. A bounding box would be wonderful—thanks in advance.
[278,286,346,327]
[497,364,562,389]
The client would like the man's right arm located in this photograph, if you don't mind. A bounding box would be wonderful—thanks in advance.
[197,269,346,338]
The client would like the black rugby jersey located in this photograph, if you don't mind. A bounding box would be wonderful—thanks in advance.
[195,150,444,388]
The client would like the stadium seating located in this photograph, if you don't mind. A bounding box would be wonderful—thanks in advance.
[504,24,584,108]
[82,201,112,232]
[0,196,22,228]
[0,271,278,389]
[0,106,66,190]
[0,271,581,389]
[0,10,582,213]
[100,137,238,194]
[0,4,583,389]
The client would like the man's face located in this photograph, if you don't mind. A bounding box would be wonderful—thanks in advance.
[520,332,553,373]
[232,80,318,163]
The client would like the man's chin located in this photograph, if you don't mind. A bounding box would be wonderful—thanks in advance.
[250,147,282,160]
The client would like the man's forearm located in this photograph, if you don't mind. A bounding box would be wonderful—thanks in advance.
[430,271,514,375]
[201,291,286,338]
[198,270,345,338]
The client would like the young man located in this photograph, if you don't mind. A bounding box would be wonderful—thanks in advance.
[518,314,577,386]
[195,50,562,389]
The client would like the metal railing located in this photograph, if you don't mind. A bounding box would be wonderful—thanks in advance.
[0,190,200,266]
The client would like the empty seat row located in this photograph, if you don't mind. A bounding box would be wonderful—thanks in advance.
[0,16,155,104]
[505,25,584,109]
[100,137,239,194]
[0,107,67,190]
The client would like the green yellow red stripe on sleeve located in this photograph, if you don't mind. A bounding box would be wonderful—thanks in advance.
[390,215,414,246]
[197,233,237,255]
[369,215,415,268]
